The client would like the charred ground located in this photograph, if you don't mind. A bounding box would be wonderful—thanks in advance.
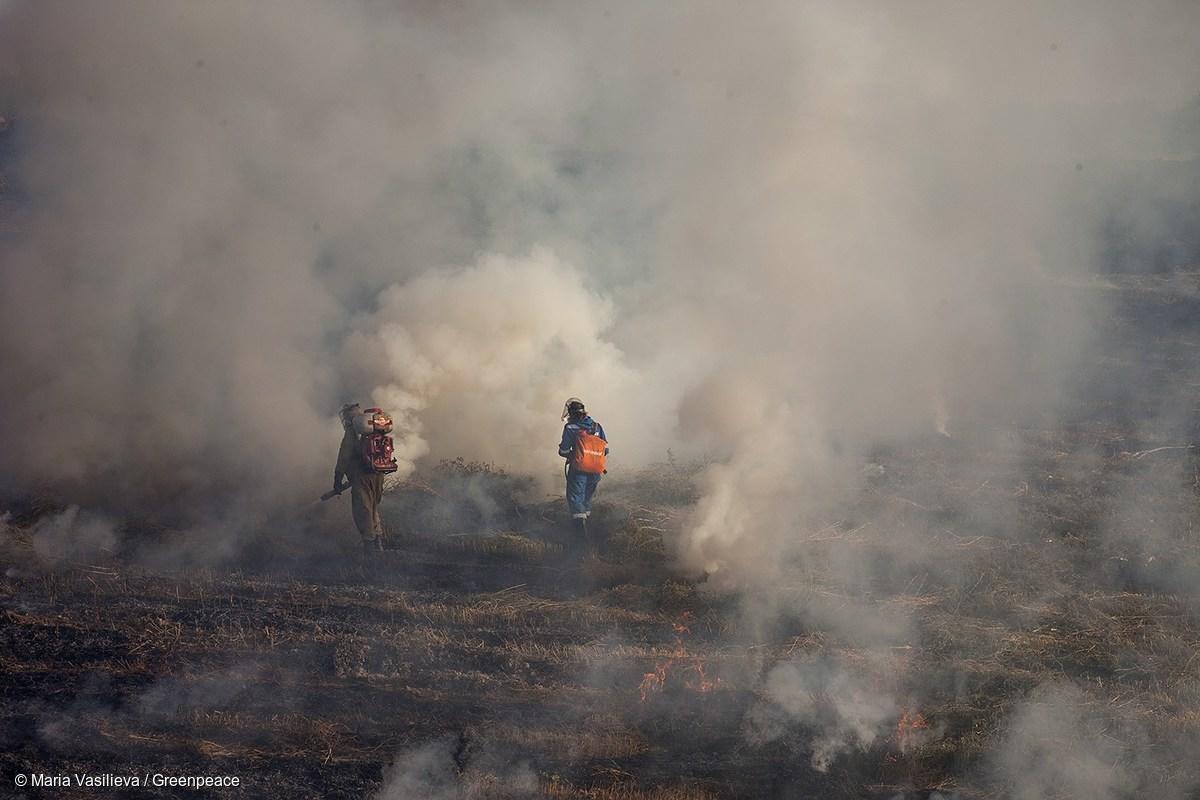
[4,272,1200,799]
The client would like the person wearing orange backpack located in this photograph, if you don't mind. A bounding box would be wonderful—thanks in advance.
[558,397,608,539]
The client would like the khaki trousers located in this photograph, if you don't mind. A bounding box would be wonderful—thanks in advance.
[350,471,385,540]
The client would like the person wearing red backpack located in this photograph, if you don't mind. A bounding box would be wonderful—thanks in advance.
[558,397,608,539]
[333,403,397,552]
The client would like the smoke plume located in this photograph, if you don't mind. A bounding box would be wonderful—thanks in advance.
[0,0,1196,576]
[747,656,901,772]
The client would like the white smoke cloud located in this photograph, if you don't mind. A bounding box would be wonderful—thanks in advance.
[0,0,1195,573]
[342,248,646,484]
[991,682,1134,800]
[0,3,1198,787]
[746,657,900,772]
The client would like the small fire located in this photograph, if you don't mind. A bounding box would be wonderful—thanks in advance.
[894,709,929,754]
[638,613,724,702]
[639,663,667,702]
[639,654,723,701]
[685,660,721,693]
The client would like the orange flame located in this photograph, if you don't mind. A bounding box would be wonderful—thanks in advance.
[894,709,929,754]
[685,661,722,693]
[638,613,724,702]
[639,663,668,702]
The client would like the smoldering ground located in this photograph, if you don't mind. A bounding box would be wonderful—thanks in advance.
[2,1,1200,797]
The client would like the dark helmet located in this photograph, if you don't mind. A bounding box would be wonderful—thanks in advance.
[562,397,586,420]
[339,402,362,430]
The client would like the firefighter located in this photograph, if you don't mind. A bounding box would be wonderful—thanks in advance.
[558,397,608,539]
[334,403,386,552]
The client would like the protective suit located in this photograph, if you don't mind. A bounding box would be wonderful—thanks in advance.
[558,411,607,519]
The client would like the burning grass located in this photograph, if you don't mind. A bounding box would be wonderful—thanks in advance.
[6,360,1200,797]
[4,496,1200,798]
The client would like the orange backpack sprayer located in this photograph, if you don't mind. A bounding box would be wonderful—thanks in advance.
[572,428,607,474]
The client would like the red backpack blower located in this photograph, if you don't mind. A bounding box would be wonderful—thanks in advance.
[353,407,398,474]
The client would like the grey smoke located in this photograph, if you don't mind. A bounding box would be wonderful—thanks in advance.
[29,505,117,562]
[991,682,1134,800]
[135,662,264,719]
[0,5,1197,794]
[746,656,906,772]
[0,2,1196,573]
[2,10,1199,799]
[2,6,1198,766]
[374,737,537,800]
[375,740,462,800]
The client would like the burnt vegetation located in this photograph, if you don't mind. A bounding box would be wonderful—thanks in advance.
[4,273,1200,799]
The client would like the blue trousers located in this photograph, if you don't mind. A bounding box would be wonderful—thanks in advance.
[565,469,602,517]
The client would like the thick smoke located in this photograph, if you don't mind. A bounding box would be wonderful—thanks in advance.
[0,0,1197,571]
[341,248,641,481]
